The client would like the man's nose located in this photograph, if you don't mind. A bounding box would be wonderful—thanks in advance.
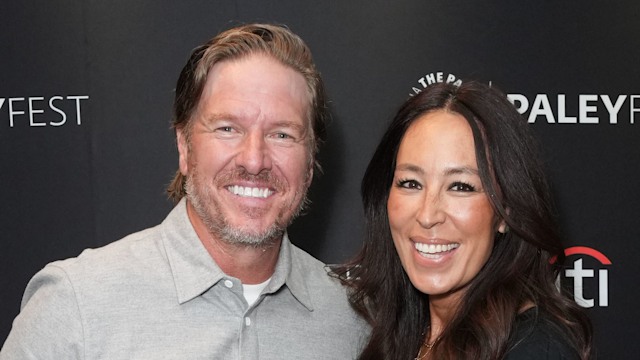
[236,132,272,175]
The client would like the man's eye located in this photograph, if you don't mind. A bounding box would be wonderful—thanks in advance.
[213,126,238,136]
[271,132,296,141]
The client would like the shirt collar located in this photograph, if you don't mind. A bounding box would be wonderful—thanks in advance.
[160,198,314,311]
[264,232,314,311]
[160,199,224,304]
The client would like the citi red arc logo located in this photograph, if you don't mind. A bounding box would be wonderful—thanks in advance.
[553,246,611,308]
[563,246,611,264]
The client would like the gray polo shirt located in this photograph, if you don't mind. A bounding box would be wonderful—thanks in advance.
[1,199,368,359]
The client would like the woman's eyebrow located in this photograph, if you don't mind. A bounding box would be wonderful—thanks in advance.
[395,163,424,174]
[394,163,479,176]
[443,166,479,176]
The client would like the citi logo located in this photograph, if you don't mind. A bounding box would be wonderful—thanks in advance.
[555,246,611,308]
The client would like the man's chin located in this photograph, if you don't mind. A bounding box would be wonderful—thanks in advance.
[218,224,284,247]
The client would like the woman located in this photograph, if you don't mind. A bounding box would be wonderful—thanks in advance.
[336,81,593,359]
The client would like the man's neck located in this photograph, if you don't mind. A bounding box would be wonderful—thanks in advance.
[185,201,281,284]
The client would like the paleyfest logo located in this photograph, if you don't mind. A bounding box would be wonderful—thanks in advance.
[0,95,89,128]
[410,72,639,125]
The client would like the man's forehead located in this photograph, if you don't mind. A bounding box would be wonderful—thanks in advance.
[195,55,313,129]
[204,54,312,105]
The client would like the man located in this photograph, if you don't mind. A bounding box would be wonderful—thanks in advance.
[1,24,368,359]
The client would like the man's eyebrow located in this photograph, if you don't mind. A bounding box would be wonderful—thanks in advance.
[272,121,306,131]
[200,113,239,123]
[200,115,306,130]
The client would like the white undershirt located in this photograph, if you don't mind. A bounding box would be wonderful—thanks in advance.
[242,277,271,306]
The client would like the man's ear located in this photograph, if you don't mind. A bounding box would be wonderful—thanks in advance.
[176,128,189,176]
[305,162,314,189]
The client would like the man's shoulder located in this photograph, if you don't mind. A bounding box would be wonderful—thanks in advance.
[21,223,175,314]
[289,243,325,268]
[289,244,334,280]
[53,225,163,272]
[288,244,350,299]
[286,242,369,332]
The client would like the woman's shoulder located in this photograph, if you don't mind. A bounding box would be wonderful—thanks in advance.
[504,307,580,360]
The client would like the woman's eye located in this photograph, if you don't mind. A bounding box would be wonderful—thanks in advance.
[450,181,476,192]
[397,179,422,190]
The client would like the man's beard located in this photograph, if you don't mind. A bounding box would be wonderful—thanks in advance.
[185,166,309,248]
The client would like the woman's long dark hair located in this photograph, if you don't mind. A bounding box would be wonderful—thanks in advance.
[335,81,592,359]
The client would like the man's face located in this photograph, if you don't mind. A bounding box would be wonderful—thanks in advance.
[177,54,313,246]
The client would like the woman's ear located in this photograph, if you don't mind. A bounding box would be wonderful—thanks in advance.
[497,207,510,234]
[498,220,508,234]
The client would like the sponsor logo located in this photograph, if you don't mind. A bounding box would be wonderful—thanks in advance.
[0,95,89,128]
[409,72,462,96]
[409,73,639,124]
[557,246,611,308]
[508,93,638,124]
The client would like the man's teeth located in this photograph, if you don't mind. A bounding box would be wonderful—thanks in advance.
[414,242,460,254]
[228,185,272,198]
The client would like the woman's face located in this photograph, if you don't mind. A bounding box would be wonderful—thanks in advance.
[387,110,505,303]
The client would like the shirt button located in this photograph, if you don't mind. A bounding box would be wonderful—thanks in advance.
[224,280,233,288]
[245,317,251,326]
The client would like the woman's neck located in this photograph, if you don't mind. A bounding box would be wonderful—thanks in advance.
[427,291,464,341]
